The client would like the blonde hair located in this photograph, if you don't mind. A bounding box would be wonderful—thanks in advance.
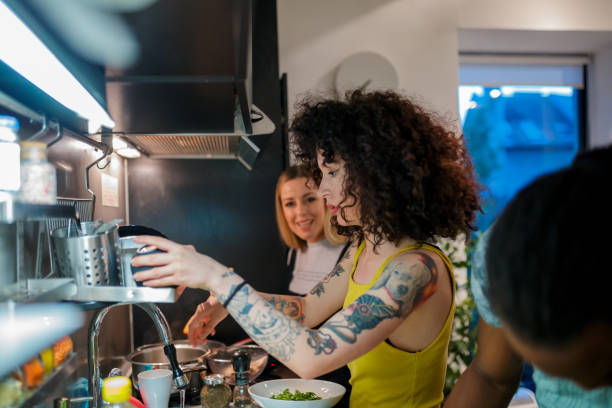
[275,166,347,251]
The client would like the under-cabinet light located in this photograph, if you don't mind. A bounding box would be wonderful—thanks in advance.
[0,2,115,131]
[112,136,140,158]
[115,147,141,158]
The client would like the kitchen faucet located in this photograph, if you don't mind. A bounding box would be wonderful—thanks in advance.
[88,302,188,407]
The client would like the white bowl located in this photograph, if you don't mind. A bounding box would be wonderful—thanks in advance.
[248,379,346,408]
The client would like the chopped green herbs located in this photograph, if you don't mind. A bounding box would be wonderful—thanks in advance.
[270,388,322,401]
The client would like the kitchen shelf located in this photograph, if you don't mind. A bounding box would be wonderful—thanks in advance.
[64,285,176,303]
[0,200,76,223]
[0,278,176,304]
[0,278,75,303]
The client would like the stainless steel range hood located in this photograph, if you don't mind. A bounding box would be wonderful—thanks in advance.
[105,0,275,170]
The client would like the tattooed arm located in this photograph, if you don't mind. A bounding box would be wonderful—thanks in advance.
[217,251,439,378]
[131,237,439,379]
[259,240,357,327]
[185,243,357,345]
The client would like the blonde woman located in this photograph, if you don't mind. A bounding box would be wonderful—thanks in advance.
[275,165,350,295]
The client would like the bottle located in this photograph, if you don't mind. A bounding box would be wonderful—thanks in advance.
[200,374,232,408]
[0,115,20,202]
[231,350,261,408]
[101,376,133,407]
[19,141,56,204]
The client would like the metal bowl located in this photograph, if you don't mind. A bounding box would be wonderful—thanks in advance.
[135,339,225,355]
[206,344,268,385]
[127,343,208,392]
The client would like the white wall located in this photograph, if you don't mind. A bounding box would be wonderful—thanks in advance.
[278,0,612,147]
[278,0,462,121]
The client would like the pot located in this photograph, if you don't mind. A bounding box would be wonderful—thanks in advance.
[127,343,209,401]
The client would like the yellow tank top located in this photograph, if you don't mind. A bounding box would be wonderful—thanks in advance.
[343,241,456,408]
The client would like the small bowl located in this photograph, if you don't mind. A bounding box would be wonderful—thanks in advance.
[206,344,268,385]
[248,379,345,408]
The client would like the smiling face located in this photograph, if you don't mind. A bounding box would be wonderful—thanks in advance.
[316,150,360,227]
[280,177,326,243]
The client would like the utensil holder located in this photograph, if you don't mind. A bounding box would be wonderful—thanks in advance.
[50,221,121,286]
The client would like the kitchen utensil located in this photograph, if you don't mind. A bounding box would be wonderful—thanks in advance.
[50,221,121,286]
[93,219,123,235]
[138,369,172,408]
[248,379,345,408]
[206,344,268,385]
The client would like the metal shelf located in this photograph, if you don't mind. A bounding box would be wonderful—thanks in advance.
[64,285,176,303]
[0,278,75,303]
[0,279,176,304]
[0,200,76,223]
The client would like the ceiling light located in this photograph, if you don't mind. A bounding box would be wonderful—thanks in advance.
[0,2,115,130]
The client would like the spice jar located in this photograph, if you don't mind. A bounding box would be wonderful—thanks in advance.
[19,141,56,204]
[200,373,232,408]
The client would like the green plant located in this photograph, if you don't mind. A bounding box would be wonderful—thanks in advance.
[441,237,479,397]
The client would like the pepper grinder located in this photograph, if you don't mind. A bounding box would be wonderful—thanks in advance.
[231,350,261,407]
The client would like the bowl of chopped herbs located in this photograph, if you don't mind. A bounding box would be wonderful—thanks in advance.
[249,379,345,407]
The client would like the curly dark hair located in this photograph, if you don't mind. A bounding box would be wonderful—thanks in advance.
[290,90,481,246]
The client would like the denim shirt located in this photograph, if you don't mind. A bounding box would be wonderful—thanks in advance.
[471,228,612,408]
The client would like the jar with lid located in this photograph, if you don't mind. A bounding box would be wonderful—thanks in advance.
[201,373,232,408]
[0,115,21,202]
[19,141,56,204]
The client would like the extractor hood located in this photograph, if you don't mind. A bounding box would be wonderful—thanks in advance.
[105,0,275,170]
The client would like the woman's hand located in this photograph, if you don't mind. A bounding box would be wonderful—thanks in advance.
[187,295,228,347]
[131,235,228,290]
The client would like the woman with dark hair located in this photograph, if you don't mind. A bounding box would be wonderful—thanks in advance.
[132,90,480,407]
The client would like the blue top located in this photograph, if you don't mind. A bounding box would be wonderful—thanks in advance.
[471,227,612,408]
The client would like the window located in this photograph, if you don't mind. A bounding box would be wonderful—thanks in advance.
[459,57,586,230]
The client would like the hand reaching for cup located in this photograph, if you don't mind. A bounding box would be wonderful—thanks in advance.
[131,235,228,290]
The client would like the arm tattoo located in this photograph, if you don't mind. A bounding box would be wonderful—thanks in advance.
[305,253,438,352]
[317,295,400,345]
[267,295,305,323]
[306,329,337,355]
[224,283,301,362]
[371,252,438,316]
[309,262,346,297]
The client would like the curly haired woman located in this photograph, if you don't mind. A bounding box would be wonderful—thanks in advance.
[131,90,481,407]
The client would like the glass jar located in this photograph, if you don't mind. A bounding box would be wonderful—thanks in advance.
[0,115,20,202]
[19,141,56,204]
[200,374,232,408]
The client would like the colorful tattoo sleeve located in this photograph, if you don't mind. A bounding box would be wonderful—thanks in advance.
[266,295,305,323]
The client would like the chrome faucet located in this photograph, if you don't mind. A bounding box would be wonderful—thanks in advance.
[88,303,188,407]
